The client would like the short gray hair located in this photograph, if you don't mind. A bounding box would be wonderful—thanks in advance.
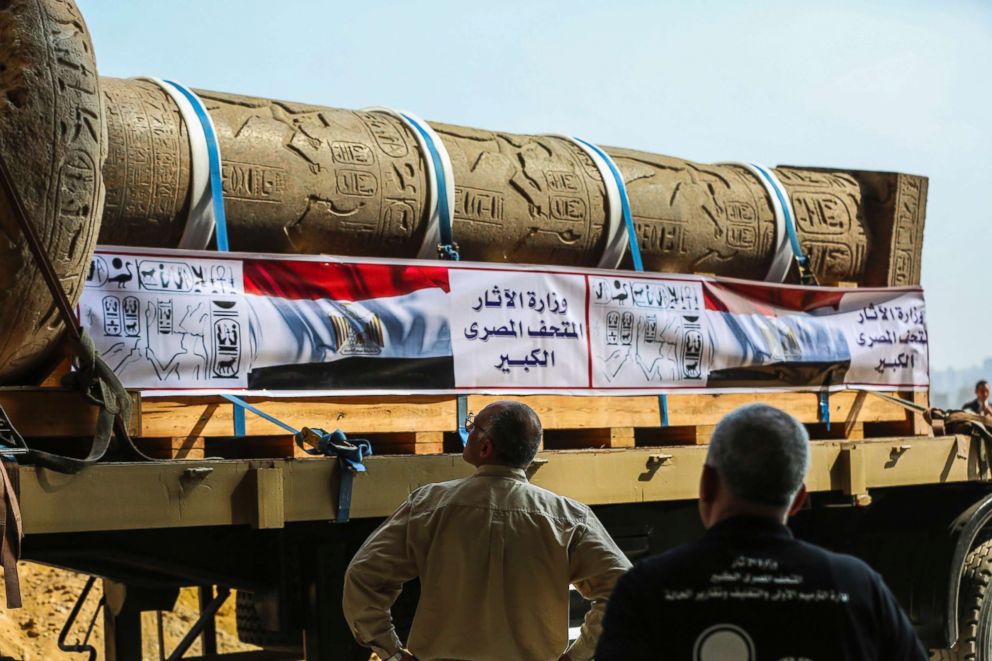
[706,404,810,506]
[486,401,543,468]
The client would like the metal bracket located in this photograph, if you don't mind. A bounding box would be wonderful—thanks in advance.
[254,467,285,529]
[165,586,230,661]
[840,444,872,507]
[889,443,912,461]
[58,575,103,661]
[647,453,673,466]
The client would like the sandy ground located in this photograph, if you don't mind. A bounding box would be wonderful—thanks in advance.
[0,562,259,660]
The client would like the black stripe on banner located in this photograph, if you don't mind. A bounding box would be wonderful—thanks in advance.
[248,356,456,390]
[706,361,850,389]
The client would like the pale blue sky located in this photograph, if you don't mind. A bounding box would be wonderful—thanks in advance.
[77,0,991,370]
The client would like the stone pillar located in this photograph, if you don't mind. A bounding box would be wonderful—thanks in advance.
[98,79,883,285]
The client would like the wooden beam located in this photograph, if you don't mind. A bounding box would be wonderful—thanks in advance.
[0,387,141,438]
[544,427,635,449]
[15,434,976,535]
[136,391,926,439]
[357,432,444,456]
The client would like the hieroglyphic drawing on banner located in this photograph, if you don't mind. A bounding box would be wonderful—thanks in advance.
[589,276,709,388]
[79,252,246,388]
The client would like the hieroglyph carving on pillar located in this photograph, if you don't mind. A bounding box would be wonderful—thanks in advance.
[0,0,105,382]
[97,82,872,285]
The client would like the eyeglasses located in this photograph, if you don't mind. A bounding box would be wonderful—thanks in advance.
[463,413,492,439]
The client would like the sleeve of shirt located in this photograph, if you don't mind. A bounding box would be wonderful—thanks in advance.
[594,564,655,661]
[563,509,633,661]
[342,496,419,659]
[872,569,929,661]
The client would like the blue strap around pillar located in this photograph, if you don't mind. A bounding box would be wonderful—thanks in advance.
[400,112,459,261]
[748,163,817,285]
[233,405,246,436]
[399,111,468,443]
[573,137,667,426]
[162,81,243,435]
[750,163,828,421]
[818,373,833,431]
[163,80,230,252]
[572,138,643,272]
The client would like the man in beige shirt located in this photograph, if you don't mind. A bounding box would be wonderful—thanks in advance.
[343,400,631,661]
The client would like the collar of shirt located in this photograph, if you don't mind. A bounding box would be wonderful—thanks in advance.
[473,464,529,482]
[704,515,794,542]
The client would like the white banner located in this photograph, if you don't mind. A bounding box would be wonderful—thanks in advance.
[79,246,929,397]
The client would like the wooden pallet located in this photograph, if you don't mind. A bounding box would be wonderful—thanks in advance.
[0,388,928,459]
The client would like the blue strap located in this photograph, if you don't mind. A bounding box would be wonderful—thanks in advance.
[818,371,834,431]
[398,112,466,437]
[572,138,643,271]
[819,391,831,431]
[163,80,230,252]
[748,163,815,283]
[162,84,240,433]
[293,428,372,523]
[233,406,246,436]
[749,164,827,417]
[163,81,245,436]
[221,394,299,435]
[400,112,458,261]
[574,137,665,426]
[456,394,469,448]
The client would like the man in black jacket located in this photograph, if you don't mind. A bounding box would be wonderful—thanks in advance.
[963,379,991,417]
[596,403,927,660]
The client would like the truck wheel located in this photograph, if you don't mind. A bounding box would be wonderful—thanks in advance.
[236,589,304,653]
[932,538,992,660]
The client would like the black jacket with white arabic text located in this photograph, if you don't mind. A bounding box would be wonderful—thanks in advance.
[596,515,927,660]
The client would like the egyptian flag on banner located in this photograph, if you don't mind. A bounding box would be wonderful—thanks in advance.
[242,259,454,390]
[702,280,853,389]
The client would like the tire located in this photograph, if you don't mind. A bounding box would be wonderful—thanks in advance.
[236,589,304,653]
[931,538,992,660]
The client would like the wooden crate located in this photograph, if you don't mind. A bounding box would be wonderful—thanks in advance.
[132,389,927,457]
[0,387,929,459]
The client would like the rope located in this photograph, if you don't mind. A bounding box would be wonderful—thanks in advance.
[0,148,151,473]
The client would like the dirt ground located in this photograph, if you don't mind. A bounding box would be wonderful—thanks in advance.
[0,562,259,660]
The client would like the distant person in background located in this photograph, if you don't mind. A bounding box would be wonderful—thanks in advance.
[963,380,992,417]
[596,404,926,661]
